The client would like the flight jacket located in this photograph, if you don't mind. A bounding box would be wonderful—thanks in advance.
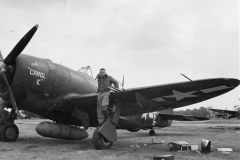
[97,74,119,93]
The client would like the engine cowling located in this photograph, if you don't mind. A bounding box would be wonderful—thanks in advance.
[36,121,88,140]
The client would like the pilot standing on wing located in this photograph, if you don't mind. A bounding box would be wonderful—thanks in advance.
[96,68,119,126]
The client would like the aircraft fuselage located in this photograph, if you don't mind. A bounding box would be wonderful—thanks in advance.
[1,54,98,125]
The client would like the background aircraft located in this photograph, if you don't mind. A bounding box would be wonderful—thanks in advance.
[208,105,240,119]
[0,25,239,150]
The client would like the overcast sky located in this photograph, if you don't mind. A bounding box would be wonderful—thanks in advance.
[0,0,239,110]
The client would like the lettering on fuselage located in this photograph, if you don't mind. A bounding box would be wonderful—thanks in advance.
[31,62,38,67]
[28,67,46,85]
[29,68,45,79]
[36,79,43,85]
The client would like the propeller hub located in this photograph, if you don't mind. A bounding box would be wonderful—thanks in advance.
[0,24,38,113]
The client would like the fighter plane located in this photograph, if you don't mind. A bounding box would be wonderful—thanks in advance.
[208,105,240,119]
[0,25,239,150]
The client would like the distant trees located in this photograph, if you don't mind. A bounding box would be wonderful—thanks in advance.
[206,106,214,118]
[173,107,210,117]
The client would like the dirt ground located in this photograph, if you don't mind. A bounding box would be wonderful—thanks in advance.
[0,119,239,160]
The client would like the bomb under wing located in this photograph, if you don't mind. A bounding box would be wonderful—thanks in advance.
[36,121,89,140]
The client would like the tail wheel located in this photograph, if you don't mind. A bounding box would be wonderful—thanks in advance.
[92,126,113,150]
[0,123,19,142]
[149,129,155,136]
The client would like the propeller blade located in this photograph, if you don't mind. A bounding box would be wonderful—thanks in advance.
[1,72,18,112]
[0,51,3,62]
[4,25,38,65]
[122,75,124,87]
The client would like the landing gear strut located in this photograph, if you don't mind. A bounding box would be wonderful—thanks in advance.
[0,110,19,142]
[93,99,122,150]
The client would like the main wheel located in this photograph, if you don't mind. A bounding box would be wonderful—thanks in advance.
[0,123,19,142]
[149,129,155,136]
[92,126,113,150]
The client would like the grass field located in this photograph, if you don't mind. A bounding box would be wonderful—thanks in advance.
[0,118,239,160]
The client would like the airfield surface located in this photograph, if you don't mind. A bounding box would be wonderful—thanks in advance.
[0,119,239,160]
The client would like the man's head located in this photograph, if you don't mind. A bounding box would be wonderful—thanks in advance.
[99,68,106,77]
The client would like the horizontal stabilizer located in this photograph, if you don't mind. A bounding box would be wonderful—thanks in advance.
[159,113,209,121]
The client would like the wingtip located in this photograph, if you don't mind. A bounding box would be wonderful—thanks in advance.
[225,78,240,87]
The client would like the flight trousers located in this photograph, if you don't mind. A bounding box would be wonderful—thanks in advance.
[97,92,110,125]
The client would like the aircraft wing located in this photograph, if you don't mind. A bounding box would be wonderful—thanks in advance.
[64,78,239,116]
[208,108,238,114]
[158,113,209,121]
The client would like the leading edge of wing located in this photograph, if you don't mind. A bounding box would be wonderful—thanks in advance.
[127,78,239,92]
[158,113,209,121]
[114,78,239,104]
[63,93,98,112]
[64,78,239,116]
[64,93,98,101]
[113,78,239,116]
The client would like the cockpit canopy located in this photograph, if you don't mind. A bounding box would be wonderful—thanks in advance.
[78,66,93,78]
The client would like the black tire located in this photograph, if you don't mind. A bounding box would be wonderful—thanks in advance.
[0,123,19,142]
[149,129,155,136]
[92,126,113,150]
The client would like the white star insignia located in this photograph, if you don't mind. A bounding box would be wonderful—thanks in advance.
[163,90,198,101]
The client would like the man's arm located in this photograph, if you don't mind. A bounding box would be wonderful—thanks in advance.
[110,77,119,89]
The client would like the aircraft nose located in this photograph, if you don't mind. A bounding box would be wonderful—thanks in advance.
[225,78,240,87]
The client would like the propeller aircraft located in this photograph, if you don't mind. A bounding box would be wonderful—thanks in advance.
[0,25,239,150]
[208,105,240,119]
